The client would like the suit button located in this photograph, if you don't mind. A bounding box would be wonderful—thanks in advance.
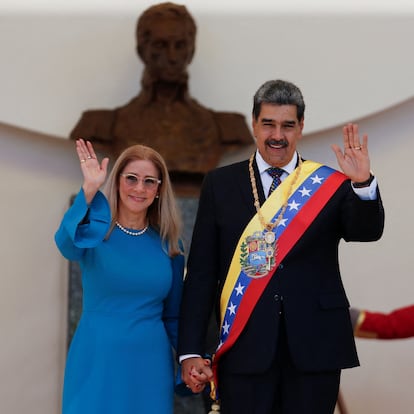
[278,263,284,269]
[274,294,280,302]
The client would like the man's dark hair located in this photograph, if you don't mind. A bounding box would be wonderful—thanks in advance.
[252,79,305,122]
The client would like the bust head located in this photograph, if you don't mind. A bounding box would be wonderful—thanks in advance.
[136,2,196,84]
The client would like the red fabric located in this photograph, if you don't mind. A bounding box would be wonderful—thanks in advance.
[359,305,414,339]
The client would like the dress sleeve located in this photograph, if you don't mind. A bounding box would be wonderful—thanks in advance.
[54,188,111,261]
[163,251,185,351]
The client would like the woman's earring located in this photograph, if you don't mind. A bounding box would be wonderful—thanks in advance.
[155,194,159,199]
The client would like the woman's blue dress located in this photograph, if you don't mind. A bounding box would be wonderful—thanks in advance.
[55,189,184,414]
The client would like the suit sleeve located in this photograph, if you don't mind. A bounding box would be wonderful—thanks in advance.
[178,173,221,357]
[341,182,385,242]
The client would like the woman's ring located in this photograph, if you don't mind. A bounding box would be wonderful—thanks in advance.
[80,159,86,163]
[87,155,92,159]
[354,146,362,150]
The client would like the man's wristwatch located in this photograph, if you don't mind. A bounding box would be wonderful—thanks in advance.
[352,173,375,188]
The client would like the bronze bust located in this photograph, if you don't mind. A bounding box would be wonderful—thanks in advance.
[70,2,253,194]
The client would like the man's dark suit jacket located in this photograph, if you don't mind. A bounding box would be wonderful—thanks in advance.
[178,157,384,374]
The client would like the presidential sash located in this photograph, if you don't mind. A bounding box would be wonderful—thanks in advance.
[211,160,347,398]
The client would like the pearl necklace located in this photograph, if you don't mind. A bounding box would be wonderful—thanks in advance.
[116,221,148,236]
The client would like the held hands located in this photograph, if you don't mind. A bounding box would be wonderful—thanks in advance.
[331,123,371,183]
[181,357,213,394]
[76,139,109,204]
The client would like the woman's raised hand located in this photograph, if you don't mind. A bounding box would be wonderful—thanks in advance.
[76,139,109,203]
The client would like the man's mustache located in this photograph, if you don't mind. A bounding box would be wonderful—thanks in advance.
[265,139,288,148]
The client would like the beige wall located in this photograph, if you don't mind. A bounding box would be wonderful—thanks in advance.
[1,13,413,138]
[0,125,80,413]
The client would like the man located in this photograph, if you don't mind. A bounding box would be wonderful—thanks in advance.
[178,79,384,413]
[70,2,252,194]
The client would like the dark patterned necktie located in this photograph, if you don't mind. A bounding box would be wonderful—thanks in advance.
[267,167,284,196]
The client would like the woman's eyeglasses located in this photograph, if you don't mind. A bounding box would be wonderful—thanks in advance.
[120,173,161,190]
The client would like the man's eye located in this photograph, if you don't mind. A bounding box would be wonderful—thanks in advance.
[175,40,187,50]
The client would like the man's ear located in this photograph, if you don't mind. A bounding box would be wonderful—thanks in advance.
[137,45,144,60]
[251,117,257,137]
[299,118,305,137]
[187,46,195,64]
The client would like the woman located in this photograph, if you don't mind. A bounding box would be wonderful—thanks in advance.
[55,139,184,413]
